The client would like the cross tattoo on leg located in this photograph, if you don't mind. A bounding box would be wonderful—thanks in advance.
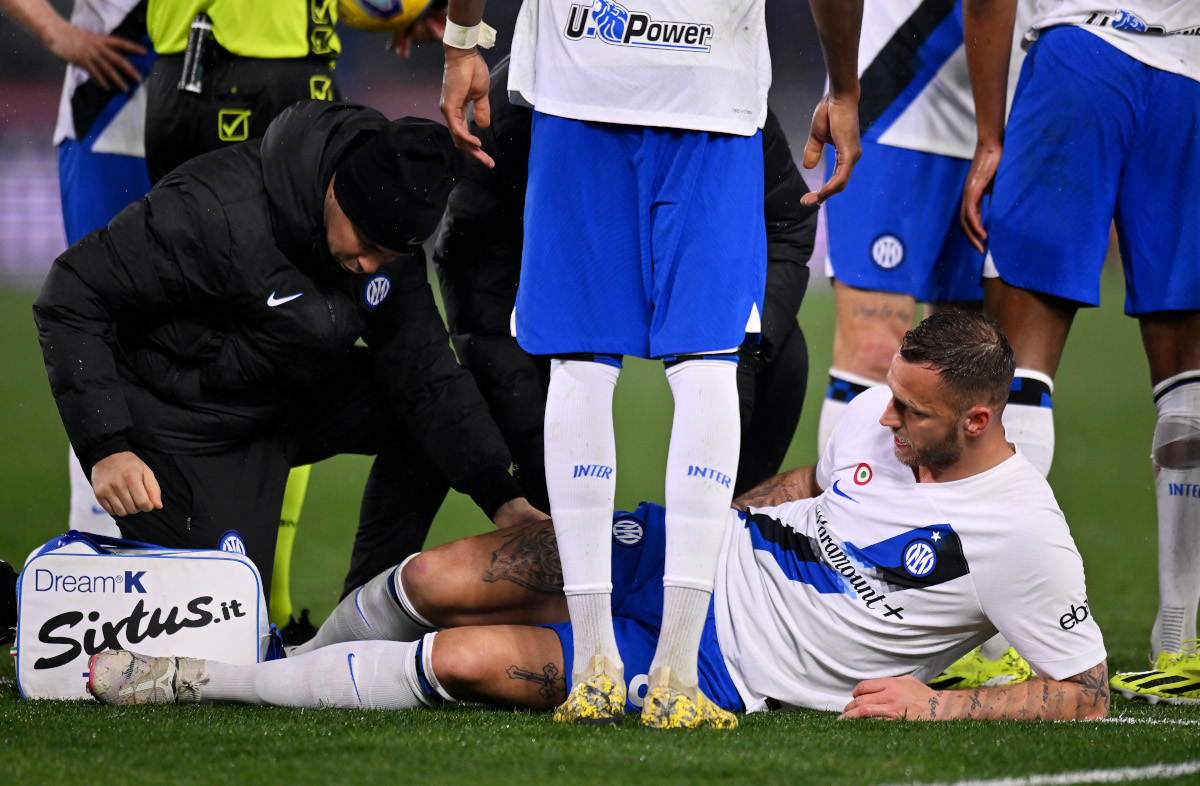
[507,663,562,700]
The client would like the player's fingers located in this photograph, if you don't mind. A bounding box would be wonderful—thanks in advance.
[93,55,129,93]
[442,106,473,148]
[468,146,495,169]
[960,188,986,254]
[85,56,115,92]
[108,36,147,56]
[109,48,143,86]
[800,163,847,207]
[801,135,823,171]
[839,699,902,721]
[474,92,491,130]
[391,31,413,58]
[851,679,886,697]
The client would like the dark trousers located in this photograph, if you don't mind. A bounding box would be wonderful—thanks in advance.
[115,349,446,601]
[145,52,340,184]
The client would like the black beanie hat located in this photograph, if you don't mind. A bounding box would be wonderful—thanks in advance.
[333,117,460,251]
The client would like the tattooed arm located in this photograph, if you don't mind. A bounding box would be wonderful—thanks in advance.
[732,465,821,511]
[839,661,1110,721]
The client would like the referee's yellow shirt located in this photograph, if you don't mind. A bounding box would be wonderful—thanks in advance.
[148,0,341,59]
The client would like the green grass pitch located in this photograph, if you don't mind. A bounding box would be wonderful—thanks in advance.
[3,274,1200,785]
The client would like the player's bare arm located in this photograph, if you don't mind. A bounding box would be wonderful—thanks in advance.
[732,465,821,511]
[840,661,1110,722]
[0,0,145,92]
[90,451,163,517]
[802,0,863,206]
[441,0,494,167]
[960,0,1019,252]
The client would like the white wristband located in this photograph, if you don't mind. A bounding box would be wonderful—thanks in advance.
[443,20,497,50]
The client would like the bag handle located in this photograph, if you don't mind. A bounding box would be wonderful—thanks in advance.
[35,530,169,558]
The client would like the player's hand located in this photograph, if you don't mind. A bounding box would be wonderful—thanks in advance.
[960,141,1003,254]
[91,451,163,517]
[839,676,939,721]
[388,8,448,58]
[440,45,494,168]
[492,497,549,530]
[801,91,861,206]
[45,22,145,93]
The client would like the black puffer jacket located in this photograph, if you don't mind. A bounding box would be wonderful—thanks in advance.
[34,100,521,516]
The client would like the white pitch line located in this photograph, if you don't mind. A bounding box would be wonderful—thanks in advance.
[881,760,1200,786]
[1096,716,1200,727]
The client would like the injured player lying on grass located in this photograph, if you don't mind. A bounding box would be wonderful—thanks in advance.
[87,312,1110,723]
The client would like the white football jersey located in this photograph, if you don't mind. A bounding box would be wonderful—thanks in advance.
[53,0,148,155]
[714,387,1105,713]
[853,0,1031,160]
[507,0,770,136]
[1026,1,1200,82]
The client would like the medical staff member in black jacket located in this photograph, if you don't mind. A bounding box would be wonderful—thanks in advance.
[34,100,542,598]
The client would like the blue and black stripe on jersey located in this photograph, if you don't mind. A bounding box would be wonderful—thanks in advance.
[858,0,962,140]
[69,0,155,141]
[744,510,970,596]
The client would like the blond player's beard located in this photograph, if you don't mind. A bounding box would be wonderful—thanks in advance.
[894,423,962,471]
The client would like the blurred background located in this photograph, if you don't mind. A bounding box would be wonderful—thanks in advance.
[0,1,829,282]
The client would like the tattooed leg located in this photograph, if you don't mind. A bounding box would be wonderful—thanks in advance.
[403,519,570,629]
[433,625,568,710]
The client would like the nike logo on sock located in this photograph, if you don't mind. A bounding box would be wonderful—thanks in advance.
[347,653,362,705]
[267,291,303,307]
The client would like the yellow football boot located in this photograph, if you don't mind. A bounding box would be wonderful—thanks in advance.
[553,654,626,725]
[640,667,738,730]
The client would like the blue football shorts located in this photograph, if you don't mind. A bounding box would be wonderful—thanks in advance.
[57,140,152,246]
[824,139,983,303]
[546,501,745,713]
[986,26,1200,314]
[516,112,766,359]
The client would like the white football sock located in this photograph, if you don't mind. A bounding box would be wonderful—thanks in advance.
[203,634,454,709]
[1150,374,1200,655]
[1001,369,1055,477]
[544,358,622,679]
[290,556,435,656]
[651,357,740,689]
[817,369,884,456]
[68,449,120,536]
[979,633,1012,661]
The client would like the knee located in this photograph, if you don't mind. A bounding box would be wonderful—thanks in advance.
[400,545,482,628]
[399,551,452,626]
[429,629,491,695]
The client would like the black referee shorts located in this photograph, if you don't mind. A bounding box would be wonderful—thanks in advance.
[145,51,341,184]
